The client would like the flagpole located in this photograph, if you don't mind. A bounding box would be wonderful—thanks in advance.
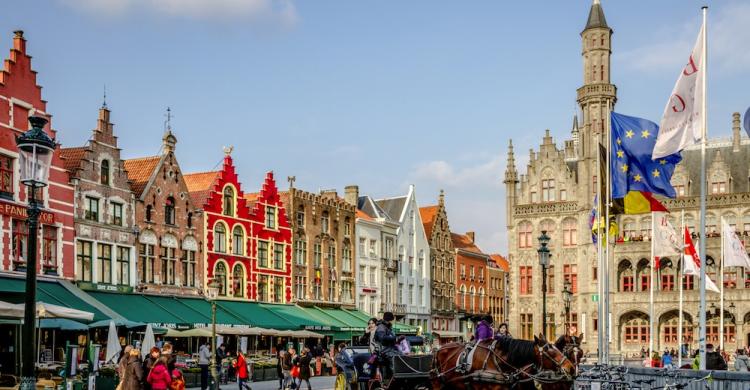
[596,143,604,364]
[678,210,685,367]
[698,5,708,371]
[604,100,612,363]
[719,217,724,352]
[649,211,655,360]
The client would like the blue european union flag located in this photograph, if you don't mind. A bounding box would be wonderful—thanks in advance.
[611,112,682,199]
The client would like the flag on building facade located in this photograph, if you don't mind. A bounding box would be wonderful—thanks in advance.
[611,112,682,199]
[722,219,750,269]
[589,195,598,244]
[683,227,719,293]
[616,191,668,215]
[653,211,681,257]
[653,22,705,159]
[744,106,750,138]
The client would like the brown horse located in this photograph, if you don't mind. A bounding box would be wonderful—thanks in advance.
[554,334,584,374]
[431,333,575,390]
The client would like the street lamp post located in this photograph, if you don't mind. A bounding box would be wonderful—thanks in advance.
[16,116,56,390]
[537,230,551,339]
[206,278,220,390]
[562,280,572,336]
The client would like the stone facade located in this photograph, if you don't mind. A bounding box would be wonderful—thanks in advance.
[0,31,75,279]
[61,107,137,290]
[505,0,750,356]
[123,129,202,295]
[419,191,459,340]
[282,185,356,307]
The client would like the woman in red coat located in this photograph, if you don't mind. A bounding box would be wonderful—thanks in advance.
[235,352,251,390]
[147,357,172,390]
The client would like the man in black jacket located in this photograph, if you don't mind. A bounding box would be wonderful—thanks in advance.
[705,344,727,370]
[373,312,402,382]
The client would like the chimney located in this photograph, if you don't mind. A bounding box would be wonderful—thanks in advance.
[732,112,741,152]
[466,231,475,243]
[13,30,25,53]
[344,185,359,207]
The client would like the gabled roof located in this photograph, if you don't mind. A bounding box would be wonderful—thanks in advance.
[374,196,407,222]
[123,156,161,198]
[419,205,439,237]
[183,171,221,208]
[490,254,509,273]
[358,195,394,222]
[59,147,87,173]
[356,209,374,222]
[451,233,484,255]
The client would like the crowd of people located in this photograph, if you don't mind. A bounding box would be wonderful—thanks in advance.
[640,344,750,371]
[116,343,185,390]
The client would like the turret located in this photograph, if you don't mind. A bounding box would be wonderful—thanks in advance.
[732,112,741,152]
[504,140,518,229]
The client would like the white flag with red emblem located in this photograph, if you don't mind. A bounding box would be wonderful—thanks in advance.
[653,212,681,257]
[722,219,750,269]
[683,227,719,293]
[653,22,705,159]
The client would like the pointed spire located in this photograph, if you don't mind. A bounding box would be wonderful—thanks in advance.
[162,107,177,154]
[102,84,107,109]
[504,139,518,184]
[571,114,580,146]
[584,0,609,31]
[438,189,445,206]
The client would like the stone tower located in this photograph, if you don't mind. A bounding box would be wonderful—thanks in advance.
[576,0,617,207]
[503,139,518,230]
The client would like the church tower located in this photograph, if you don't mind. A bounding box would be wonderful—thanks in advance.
[577,0,616,204]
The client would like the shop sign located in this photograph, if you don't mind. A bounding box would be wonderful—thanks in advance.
[77,282,133,294]
[304,325,332,331]
[0,199,54,224]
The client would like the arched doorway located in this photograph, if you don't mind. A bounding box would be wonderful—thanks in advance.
[658,310,693,354]
[619,311,649,356]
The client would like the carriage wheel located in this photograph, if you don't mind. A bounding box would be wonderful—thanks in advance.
[334,372,348,390]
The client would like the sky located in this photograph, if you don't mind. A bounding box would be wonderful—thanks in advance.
[1,0,748,255]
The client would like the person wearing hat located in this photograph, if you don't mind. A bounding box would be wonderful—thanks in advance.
[474,315,494,342]
[373,312,401,382]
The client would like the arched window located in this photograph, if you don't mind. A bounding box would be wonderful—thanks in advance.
[518,221,532,248]
[321,211,330,233]
[214,262,227,296]
[540,219,555,241]
[214,223,226,253]
[100,160,110,185]
[636,259,650,292]
[621,312,650,344]
[187,212,193,228]
[223,187,234,216]
[232,226,244,255]
[618,260,634,292]
[563,218,577,247]
[232,264,244,298]
[479,287,485,311]
[470,286,476,312]
[164,197,175,225]
[659,258,675,291]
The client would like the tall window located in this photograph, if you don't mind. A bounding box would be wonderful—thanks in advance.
[145,205,153,222]
[214,262,227,296]
[313,241,322,268]
[342,244,351,272]
[98,243,112,284]
[42,225,58,270]
[0,154,13,197]
[518,222,532,248]
[542,179,556,202]
[100,160,110,185]
[274,243,284,269]
[295,239,307,266]
[296,206,305,227]
[85,197,99,221]
[295,276,306,300]
[258,275,268,302]
[232,226,244,255]
[164,197,175,225]
[112,202,123,226]
[274,276,284,303]
[258,240,269,267]
[321,211,330,234]
[139,243,155,283]
[519,266,533,295]
[344,217,351,236]
[232,264,245,298]
[160,246,176,285]
[214,223,226,253]
[521,313,534,340]
[265,206,277,229]
[358,238,366,256]
[563,264,578,293]
[674,184,686,197]
[563,219,577,247]
[711,181,726,194]
[623,314,650,343]
[327,244,336,270]
[223,187,234,216]
[181,250,196,287]
[117,247,130,285]
[77,240,93,282]
[547,265,555,293]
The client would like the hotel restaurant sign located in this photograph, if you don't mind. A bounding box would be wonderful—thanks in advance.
[0,199,54,224]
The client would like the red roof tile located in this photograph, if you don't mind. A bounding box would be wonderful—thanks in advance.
[183,171,220,208]
[451,232,483,254]
[419,205,439,237]
[59,147,87,173]
[356,209,374,221]
[490,254,509,272]
[123,156,161,197]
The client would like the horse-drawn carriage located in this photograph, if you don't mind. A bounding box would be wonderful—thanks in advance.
[334,338,433,390]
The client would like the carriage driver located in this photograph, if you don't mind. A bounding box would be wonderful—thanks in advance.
[373,311,403,382]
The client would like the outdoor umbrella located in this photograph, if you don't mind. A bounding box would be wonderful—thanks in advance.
[38,318,89,331]
[0,300,24,318]
[141,324,156,359]
[105,320,121,364]
[11,302,95,321]
[89,319,146,329]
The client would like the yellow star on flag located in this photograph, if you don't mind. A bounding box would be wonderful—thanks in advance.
[625,130,634,138]
[616,138,622,145]
[616,150,624,158]
[641,129,651,138]
[633,174,642,182]
[620,164,628,173]
[659,159,667,165]
[652,169,660,178]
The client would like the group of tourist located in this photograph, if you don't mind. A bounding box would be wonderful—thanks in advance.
[472,315,511,342]
[116,343,185,390]
[641,344,750,371]
[275,346,313,390]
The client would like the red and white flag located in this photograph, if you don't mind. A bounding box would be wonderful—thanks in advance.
[653,22,705,159]
[683,227,719,293]
[722,219,750,269]
[653,212,681,257]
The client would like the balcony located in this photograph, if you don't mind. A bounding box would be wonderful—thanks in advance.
[380,302,406,316]
[382,258,398,272]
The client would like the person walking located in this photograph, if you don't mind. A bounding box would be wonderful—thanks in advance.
[235,351,251,390]
[122,348,144,390]
[161,343,177,373]
[216,344,227,385]
[294,348,312,390]
[662,350,672,368]
[734,349,750,372]
[143,347,161,390]
[199,342,211,390]
[147,356,172,390]
[276,346,285,390]
[281,347,294,389]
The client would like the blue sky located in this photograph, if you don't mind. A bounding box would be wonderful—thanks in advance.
[2,0,748,254]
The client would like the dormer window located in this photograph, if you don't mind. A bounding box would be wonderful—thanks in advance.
[100,160,110,186]
[223,187,234,216]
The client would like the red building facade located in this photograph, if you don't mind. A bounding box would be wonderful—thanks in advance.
[0,31,75,278]
[185,152,292,302]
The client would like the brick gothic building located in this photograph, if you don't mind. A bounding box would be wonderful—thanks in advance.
[419,191,459,341]
[506,0,750,355]
[185,152,292,302]
[0,31,75,278]
[123,129,202,294]
[282,185,356,308]
[452,232,490,335]
[61,107,137,290]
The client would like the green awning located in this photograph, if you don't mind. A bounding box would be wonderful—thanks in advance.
[310,307,366,331]
[258,304,329,330]
[215,300,296,329]
[173,297,247,326]
[0,276,107,321]
[89,292,211,327]
[342,308,419,334]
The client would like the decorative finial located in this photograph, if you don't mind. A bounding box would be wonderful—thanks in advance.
[13,30,23,39]
[287,176,296,189]
[223,145,234,156]
[593,0,600,4]
[164,107,173,132]
[438,189,445,206]
[102,84,107,109]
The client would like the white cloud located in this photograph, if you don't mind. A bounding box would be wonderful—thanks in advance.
[618,2,750,75]
[60,0,298,25]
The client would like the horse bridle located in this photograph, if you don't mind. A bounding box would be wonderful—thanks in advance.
[536,342,574,381]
